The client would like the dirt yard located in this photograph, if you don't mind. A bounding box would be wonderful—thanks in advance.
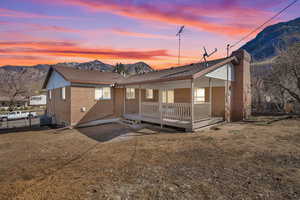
[0,117,300,200]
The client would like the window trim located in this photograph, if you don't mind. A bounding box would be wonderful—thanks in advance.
[194,88,205,103]
[126,88,135,100]
[95,87,112,100]
[162,90,174,103]
[61,87,66,100]
[145,89,154,99]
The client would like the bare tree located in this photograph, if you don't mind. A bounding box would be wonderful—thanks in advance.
[0,69,33,111]
[267,43,300,105]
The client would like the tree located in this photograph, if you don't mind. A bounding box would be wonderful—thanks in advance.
[115,63,126,76]
[267,43,300,105]
[0,69,32,111]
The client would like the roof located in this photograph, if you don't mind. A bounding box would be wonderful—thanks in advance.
[43,65,125,88]
[118,56,237,85]
[42,56,237,89]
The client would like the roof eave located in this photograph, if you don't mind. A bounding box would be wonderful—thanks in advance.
[118,74,193,86]
[42,67,53,89]
[70,80,115,85]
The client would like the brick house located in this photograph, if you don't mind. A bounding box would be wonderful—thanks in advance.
[43,49,251,131]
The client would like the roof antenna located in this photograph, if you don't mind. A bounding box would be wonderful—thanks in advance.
[176,25,185,65]
[202,47,217,67]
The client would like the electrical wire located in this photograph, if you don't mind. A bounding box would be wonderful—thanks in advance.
[230,0,299,49]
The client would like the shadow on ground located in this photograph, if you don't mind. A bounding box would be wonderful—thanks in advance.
[77,122,184,142]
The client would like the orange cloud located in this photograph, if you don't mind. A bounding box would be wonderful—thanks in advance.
[0,40,174,64]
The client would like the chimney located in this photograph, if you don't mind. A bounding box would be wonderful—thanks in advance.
[225,49,252,122]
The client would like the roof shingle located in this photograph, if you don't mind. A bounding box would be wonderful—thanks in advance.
[53,65,125,85]
[118,57,230,85]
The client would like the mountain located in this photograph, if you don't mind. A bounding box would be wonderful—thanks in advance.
[122,62,154,76]
[0,60,154,93]
[242,17,300,61]
[74,60,114,72]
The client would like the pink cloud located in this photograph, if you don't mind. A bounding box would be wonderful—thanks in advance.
[34,0,281,37]
[0,8,66,19]
[111,29,173,39]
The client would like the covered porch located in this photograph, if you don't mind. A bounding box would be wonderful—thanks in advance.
[122,76,227,131]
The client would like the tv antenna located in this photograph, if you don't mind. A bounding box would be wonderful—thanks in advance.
[202,47,217,66]
[176,25,185,65]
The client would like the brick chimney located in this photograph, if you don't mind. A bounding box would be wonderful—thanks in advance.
[225,49,252,122]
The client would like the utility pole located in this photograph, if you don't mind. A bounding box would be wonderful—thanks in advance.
[176,26,184,65]
[226,44,230,58]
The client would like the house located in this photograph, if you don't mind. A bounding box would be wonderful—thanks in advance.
[29,95,47,106]
[42,49,251,131]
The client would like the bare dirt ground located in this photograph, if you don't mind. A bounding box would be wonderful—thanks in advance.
[0,117,300,200]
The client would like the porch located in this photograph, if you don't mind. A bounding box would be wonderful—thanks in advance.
[122,76,227,131]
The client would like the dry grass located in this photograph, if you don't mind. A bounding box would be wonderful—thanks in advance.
[0,118,300,200]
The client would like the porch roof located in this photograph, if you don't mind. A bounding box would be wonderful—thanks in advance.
[118,56,237,85]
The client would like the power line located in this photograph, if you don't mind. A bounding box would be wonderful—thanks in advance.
[230,0,299,49]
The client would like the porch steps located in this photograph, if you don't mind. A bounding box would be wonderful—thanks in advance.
[192,117,224,130]
[119,118,141,128]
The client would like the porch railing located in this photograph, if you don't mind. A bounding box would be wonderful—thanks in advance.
[141,102,192,121]
[162,103,191,121]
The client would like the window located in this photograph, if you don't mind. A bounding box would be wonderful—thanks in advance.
[126,88,135,99]
[95,87,111,100]
[162,90,174,103]
[49,90,52,100]
[146,89,153,99]
[61,87,66,100]
[194,88,205,103]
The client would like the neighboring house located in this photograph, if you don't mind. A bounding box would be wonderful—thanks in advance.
[29,95,47,106]
[42,49,251,131]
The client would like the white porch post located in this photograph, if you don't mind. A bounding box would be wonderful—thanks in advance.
[159,89,163,128]
[139,85,141,117]
[191,79,194,124]
[209,78,213,117]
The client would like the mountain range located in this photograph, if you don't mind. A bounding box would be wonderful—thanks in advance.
[0,60,153,94]
[242,17,300,61]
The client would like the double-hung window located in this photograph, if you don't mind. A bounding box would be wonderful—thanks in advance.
[95,87,111,100]
[146,89,153,99]
[162,90,174,103]
[126,88,135,99]
[194,88,205,103]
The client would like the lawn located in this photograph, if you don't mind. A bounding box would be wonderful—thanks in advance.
[0,117,300,200]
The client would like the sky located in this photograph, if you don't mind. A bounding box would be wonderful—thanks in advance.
[0,0,299,69]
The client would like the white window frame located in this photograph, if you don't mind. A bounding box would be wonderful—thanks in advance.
[95,87,111,100]
[194,88,205,103]
[145,89,153,99]
[162,90,174,103]
[61,87,66,100]
[126,88,135,99]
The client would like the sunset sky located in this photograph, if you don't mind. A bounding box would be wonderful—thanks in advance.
[0,0,299,69]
